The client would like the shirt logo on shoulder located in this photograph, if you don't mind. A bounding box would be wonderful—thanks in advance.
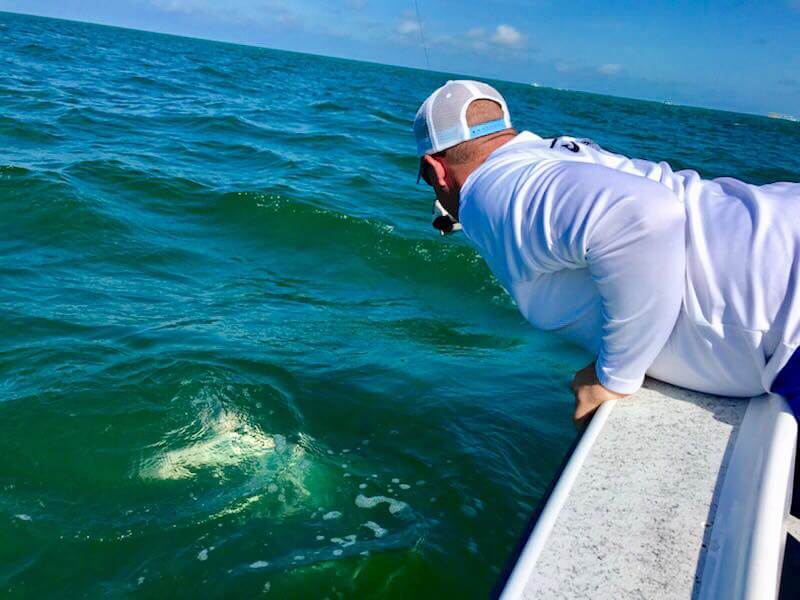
[550,136,587,153]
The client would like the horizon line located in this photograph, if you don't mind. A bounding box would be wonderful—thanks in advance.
[1,9,797,123]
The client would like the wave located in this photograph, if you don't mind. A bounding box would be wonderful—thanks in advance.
[2,159,500,300]
[63,157,210,203]
[54,106,142,132]
[0,114,64,144]
[195,64,234,80]
[117,73,188,95]
[309,100,348,112]
[199,192,498,293]
[0,164,133,241]
[369,109,409,126]
[152,112,280,137]
[16,41,62,60]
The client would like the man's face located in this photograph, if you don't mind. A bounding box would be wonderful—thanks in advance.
[419,155,459,233]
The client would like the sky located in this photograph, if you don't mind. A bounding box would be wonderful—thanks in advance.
[2,0,799,116]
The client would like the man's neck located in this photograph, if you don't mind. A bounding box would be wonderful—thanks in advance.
[450,130,517,190]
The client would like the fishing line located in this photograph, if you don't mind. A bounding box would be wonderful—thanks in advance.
[413,0,431,69]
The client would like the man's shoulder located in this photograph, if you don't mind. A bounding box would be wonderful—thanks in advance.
[463,134,562,196]
[470,132,602,182]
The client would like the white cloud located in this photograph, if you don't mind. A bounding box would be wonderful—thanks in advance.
[466,27,488,50]
[598,63,623,76]
[490,24,524,48]
[396,12,421,36]
[150,0,207,14]
[459,24,525,51]
[149,0,298,27]
[393,19,526,55]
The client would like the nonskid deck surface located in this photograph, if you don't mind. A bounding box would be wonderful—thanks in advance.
[500,380,797,600]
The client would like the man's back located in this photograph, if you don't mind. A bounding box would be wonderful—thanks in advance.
[458,131,800,398]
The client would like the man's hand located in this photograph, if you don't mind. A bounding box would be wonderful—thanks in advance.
[571,362,628,429]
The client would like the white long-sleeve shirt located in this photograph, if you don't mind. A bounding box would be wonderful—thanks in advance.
[458,131,800,396]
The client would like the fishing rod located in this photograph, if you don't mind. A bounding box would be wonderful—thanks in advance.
[413,0,431,69]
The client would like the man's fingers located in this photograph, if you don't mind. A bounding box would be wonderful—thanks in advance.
[573,391,601,430]
[573,403,592,423]
[572,361,598,392]
[573,396,585,429]
[573,406,591,431]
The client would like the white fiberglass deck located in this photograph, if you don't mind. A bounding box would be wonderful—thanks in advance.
[499,379,797,600]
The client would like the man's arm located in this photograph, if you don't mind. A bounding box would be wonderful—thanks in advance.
[521,159,686,414]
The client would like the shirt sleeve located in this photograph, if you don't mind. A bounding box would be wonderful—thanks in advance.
[525,159,686,394]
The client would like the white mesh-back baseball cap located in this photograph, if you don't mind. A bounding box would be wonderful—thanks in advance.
[413,80,512,156]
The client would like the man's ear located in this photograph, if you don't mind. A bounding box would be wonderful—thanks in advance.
[423,155,449,190]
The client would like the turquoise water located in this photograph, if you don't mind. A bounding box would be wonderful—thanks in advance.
[2,11,799,598]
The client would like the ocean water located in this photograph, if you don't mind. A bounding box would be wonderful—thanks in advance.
[2,11,799,598]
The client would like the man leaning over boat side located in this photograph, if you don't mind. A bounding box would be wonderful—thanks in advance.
[412,80,800,426]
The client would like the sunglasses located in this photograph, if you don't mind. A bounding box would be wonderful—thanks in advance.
[417,157,434,186]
